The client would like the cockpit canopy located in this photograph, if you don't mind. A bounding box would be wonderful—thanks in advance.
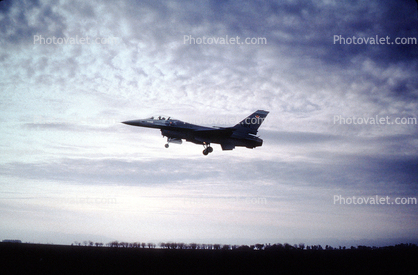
[147,115,174,121]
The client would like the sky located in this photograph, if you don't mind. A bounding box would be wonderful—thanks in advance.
[1,0,418,247]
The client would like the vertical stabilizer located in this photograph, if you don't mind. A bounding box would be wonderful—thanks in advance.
[233,110,269,135]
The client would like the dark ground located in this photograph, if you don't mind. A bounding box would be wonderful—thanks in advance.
[1,242,418,274]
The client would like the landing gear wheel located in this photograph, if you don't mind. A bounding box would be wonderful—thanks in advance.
[165,143,169,148]
[202,143,213,155]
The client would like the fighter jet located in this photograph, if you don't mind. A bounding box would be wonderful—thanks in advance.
[122,110,269,155]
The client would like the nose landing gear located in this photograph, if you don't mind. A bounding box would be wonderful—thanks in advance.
[165,137,182,148]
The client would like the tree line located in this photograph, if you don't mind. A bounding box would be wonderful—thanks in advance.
[71,241,417,251]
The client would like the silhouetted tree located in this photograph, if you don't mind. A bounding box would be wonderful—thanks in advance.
[284,243,293,250]
[237,245,252,251]
[222,244,230,250]
[276,243,284,250]
[108,241,118,247]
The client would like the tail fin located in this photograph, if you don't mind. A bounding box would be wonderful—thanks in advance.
[233,110,269,135]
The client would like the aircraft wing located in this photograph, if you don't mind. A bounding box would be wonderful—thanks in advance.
[193,127,235,137]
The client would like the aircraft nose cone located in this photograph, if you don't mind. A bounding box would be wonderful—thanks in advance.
[122,120,142,126]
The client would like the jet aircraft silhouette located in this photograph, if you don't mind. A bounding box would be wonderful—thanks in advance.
[122,110,269,155]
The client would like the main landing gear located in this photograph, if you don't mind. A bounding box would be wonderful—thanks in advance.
[202,143,213,155]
